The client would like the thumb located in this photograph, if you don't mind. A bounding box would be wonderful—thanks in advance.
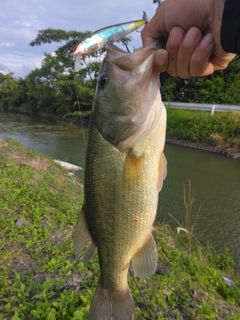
[141,12,167,47]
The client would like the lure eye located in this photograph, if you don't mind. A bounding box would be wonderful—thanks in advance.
[98,75,108,87]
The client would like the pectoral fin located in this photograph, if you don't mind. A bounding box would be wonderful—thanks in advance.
[132,233,158,278]
[157,152,167,192]
[122,148,144,189]
[73,205,92,259]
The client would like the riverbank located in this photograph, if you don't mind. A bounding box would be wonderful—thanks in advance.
[2,108,240,157]
[0,107,90,126]
[1,138,240,319]
[166,108,240,157]
[166,137,240,158]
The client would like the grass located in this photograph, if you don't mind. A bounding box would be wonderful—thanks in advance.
[0,138,240,319]
[166,108,240,152]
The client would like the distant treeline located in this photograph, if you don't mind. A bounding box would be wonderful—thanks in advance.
[1,28,240,117]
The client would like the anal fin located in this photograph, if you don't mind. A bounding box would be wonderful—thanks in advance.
[132,233,158,278]
[84,241,96,262]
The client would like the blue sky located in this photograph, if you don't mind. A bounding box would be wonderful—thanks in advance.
[0,0,158,78]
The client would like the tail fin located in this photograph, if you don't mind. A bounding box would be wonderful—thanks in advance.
[88,282,136,320]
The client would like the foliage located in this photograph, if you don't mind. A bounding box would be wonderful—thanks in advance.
[0,74,28,109]
[166,108,240,151]
[0,28,101,116]
[1,138,240,319]
[0,28,133,117]
[161,56,240,105]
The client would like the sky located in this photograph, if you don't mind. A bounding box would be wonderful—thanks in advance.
[0,0,158,78]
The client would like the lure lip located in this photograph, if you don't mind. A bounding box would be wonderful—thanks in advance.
[70,19,147,56]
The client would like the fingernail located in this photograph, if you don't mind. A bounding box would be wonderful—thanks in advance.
[169,26,185,46]
[201,33,214,48]
[183,27,201,46]
[154,49,168,72]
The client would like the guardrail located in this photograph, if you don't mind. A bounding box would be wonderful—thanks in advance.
[164,101,240,114]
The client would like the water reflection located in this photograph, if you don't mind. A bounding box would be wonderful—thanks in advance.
[159,144,240,274]
[1,112,240,274]
[0,113,87,166]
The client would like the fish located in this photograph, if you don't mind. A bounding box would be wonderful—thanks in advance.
[70,18,147,71]
[73,40,167,319]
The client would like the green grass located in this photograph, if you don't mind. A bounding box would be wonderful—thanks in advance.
[166,109,240,151]
[0,138,240,319]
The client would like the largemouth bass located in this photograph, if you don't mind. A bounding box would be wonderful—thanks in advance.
[74,41,167,319]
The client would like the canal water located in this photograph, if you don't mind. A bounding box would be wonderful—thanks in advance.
[0,112,240,274]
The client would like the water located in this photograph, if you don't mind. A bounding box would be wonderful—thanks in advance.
[158,144,240,273]
[1,112,240,274]
[0,112,87,167]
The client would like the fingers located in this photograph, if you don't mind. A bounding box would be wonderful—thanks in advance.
[152,26,186,75]
[141,10,166,47]
[152,27,215,78]
[176,28,214,78]
[141,0,233,78]
[153,49,168,73]
[166,26,187,76]
[189,33,215,76]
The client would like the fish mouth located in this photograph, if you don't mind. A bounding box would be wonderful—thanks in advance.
[105,41,160,72]
[100,41,160,96]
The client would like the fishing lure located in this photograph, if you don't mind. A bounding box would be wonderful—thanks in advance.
[70,15,147,71]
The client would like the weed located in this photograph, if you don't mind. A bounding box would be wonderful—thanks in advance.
[168,180,201,253]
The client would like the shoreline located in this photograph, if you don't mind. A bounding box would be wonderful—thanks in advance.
[2,109,240,158]
[166,137,240,158]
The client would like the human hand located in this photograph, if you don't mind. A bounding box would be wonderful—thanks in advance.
[141,0,236,78]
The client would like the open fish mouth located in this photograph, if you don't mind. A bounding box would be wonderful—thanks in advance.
[105,40,160,71]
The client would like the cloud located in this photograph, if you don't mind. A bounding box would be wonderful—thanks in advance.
[21,64,33,75]
[0,26,40,47]
[1,0,158,77]
[0,63,11,74]
[0,50,43,77]
[1,42,14,47]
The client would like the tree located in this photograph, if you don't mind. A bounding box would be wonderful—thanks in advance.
[27,28,134,116]
[161,58,240,104]
[27,28,103,115]
[0,73,28,110]
[29,28,91,68]
[1,27,134,115]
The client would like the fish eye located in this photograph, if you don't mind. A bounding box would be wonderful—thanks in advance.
[98,74,108,87]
